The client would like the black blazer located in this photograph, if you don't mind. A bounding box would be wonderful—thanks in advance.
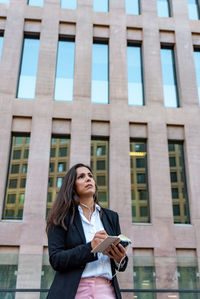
[47,208,128,299]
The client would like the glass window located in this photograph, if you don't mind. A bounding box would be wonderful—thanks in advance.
[28,0,44,6]
[0,0,9,3]
[130,140,149,223]
[54,37,75,101]
[188,0,199,20]
[157,0,170,17]
[91,41,109,104]
[160,47,179,107]
[47,137,70,214]
[168,141,190,224]
[193,49,200,104]
[40,252,55,299]
[127,44,144,106]
[91,138,109,208]
[60,0,76,9]
[17,35,40,99]
[93,0,108,12]
[0,33,3,61]
[126,0,140,15]
[3,135,30,220]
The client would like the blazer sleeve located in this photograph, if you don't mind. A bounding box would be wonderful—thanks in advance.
[48,223,98,272]
[113,212,129,272]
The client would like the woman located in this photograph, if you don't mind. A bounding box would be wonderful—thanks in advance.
[46,163,128,299]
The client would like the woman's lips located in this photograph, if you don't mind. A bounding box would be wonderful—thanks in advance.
[85,184,93,189]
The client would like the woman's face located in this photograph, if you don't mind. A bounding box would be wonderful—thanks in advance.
[75,166,96,198]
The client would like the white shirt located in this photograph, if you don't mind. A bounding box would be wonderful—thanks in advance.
[78,204,113,280]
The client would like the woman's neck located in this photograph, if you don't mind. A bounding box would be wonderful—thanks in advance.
[79,197,95,221]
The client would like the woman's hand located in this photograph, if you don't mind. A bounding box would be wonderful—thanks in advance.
[105,243,126,263]
[91,230,108,250]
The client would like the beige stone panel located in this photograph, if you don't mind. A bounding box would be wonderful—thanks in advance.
[35,1,59,99]
[159,30,175,44]
[24,4,43,20]
[52,118,71,135]
[12,116,32,132]
[0,5,8,18]
[127,28,143,42]
[174,225,196,248]
[0,222,24,245]
[167,125,184,140]
[126,15,143,29]
[12,100,34,117]
[158,17,175,31]
[93,24,109,38]
[59,21,76,35]
[190,20,200,33]
[130,123,147,139]
[24,19,41,33]
[91,120,109,136]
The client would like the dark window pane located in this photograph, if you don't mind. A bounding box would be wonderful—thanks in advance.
[24,149,29,159]
[97,160,106,170]
[11,164,20,174]
[173,204,180,216]
[50,148,56,157]
[140,206,148,217]
[170,172,177,182]
[98,191,107,202]
[20,178,26,188]
[49,163,54,172]
[137,173,146,184]
[138,190,148,200]
[9,179,17,188]
[7,194,16,204]
[13,150,21,159]
[48,178,53,187]
[168,143,175,151]
[59,147,67,157]
[136,158,145,168]
[47,192,52,203]
[169,157,176,167]
[97,176,106,186]
[172,188,178,199]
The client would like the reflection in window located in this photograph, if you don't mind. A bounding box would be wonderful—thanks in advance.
[0,32,3,61]
[91,138,109,208]
[193,49,200,104]
[130,140,149,223]
[17,35,40,99]
[127,43,144,106]
[160,47,179,107]
[54,37,75,101]
[28,0,44,6]
[168,142,190,224]
[0,0,9,3]
[126,0,140,15]
[133,255,156,299]
[61,0,76,9]
[46,137,70,216]
[157,0,170,17]
[3,135,30,220]
[0,252,18,299]
[188,0,199,20]
[93,0,108,12]
[91,41,109,104]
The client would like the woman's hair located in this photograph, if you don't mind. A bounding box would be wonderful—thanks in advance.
[46,163,99,233]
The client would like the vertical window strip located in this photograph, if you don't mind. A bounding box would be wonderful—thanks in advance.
[28,0,44,6]
[46,136,70,216]
[17,34,40,100]
[160,47,179,108]
[0,32,4,61]
[193,49,200,104]
[93,0,108,12]
[130,140,150,223]
[90,138,109,208]
[127,43,144,106]
[60,0,77,9]
[54,37,75,101]
[91,40,109,104]
[168,141,190,224]
[188,0,200,20]
[40,253,55,299]
[3,135,30,220]
[157,0,170,17]
[126,0,140,15]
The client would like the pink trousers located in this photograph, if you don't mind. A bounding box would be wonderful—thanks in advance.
[75,277,116,299]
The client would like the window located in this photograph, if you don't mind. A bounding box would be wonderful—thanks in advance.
[0,32,3,61]
[130,140,149,223]
[54,37,75,101]
[91,40,109,104]
[168,142,190,224]
[157,0,171,17]
[17,35,40,99]
[126,0,140,15]
[193,49,200,104]
[160,47,179,107]
[60,0,76,9]
[91,138,109,208]
[0,0,9,3]
[188,0,199,20]
[127,43,144,106]
[2,135,30,220]
[93,0,108,12]
[40,251,55,299]
[28,0,44,6]
[46,137,70,216]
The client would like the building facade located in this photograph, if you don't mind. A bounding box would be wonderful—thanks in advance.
[0,0,200,298]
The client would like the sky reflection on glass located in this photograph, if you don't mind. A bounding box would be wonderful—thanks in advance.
[157,0,170,17]
[126,0,140,15]
[194,51,200,103]
[0,35,3,60]
[188,0,199,20]
[92,43,108,104]
[0,0,9,3]
[161,48,179,108]
[17,38,40,99]
[28,0,43,6]
[61,0,76,9]
[127,46,144,106]
[54,40,75,101]
[94,0,108,12]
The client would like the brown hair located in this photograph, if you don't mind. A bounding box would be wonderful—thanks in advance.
[46,163,99,233]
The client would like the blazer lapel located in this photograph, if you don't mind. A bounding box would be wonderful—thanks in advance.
[101,209,115,236]
[73,209,86,244]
